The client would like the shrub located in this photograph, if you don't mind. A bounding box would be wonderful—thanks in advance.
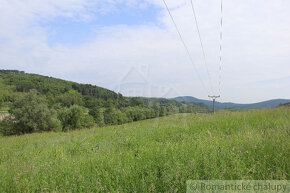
[89,107,105,127]
[58,105,95,130]
[81,113,95,128]
[57,90,84,107]
[9,90,60,134]
[0,117,15,136]
[104,107,118,125]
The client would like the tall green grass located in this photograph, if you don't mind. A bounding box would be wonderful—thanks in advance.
[0,107,289,192]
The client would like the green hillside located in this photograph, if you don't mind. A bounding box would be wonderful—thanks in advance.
[0,70,123,108]
[0,70,209,136]
[0,107,289,192]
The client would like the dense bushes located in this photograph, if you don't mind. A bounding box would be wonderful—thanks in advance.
[0,70,210,136]
[58,105,94,131]
[8,90,62,134]
[0,91,94,135]
[0,89,209,136]
[89,107,105,126]
[0,117,15,136]
[104,107,125,125]
[0,91,207,136]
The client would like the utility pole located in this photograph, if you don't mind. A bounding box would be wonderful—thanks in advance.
[208,95,220,114]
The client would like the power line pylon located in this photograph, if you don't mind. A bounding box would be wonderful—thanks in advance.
[208,95,220,114]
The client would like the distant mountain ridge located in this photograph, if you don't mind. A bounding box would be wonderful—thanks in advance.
[173,96,290,109]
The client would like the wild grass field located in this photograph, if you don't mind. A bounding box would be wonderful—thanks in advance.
[0,107,289,192]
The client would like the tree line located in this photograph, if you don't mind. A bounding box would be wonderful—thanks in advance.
[0,70,209,136]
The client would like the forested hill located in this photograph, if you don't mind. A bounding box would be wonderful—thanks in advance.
[0,70,209,136]
[174,96,290,109]
[0,70,119,105]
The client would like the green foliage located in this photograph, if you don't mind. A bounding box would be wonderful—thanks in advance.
[0,78,17,110]
[159,106,165,117]
[57,90,84,107]
[0,108,289,192]
[58,105,94,131]
[0,117,15,136]
[0,70,209,111]
[103,106,120,125]
[103,106,157,125]
[9,90,60,134]
[129,97,145,107]
[0,70,210,135]
[89,107,105,126]
[121,106,155,122]
[0,70,119,108]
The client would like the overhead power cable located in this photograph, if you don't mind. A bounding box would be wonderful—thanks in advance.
[219,0,223,96]
[190,0,214,94]
[162,0,209,94]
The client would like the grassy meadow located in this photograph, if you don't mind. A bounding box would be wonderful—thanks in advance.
[0,107,289,192]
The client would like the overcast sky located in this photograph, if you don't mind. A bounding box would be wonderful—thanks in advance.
[0,0,289,103]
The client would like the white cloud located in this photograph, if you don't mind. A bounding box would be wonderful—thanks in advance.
[0,0,289,103]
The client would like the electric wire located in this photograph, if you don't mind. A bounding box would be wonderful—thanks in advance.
[162,0,209,94]
[218,0,223,96]
[190,0,214,94]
